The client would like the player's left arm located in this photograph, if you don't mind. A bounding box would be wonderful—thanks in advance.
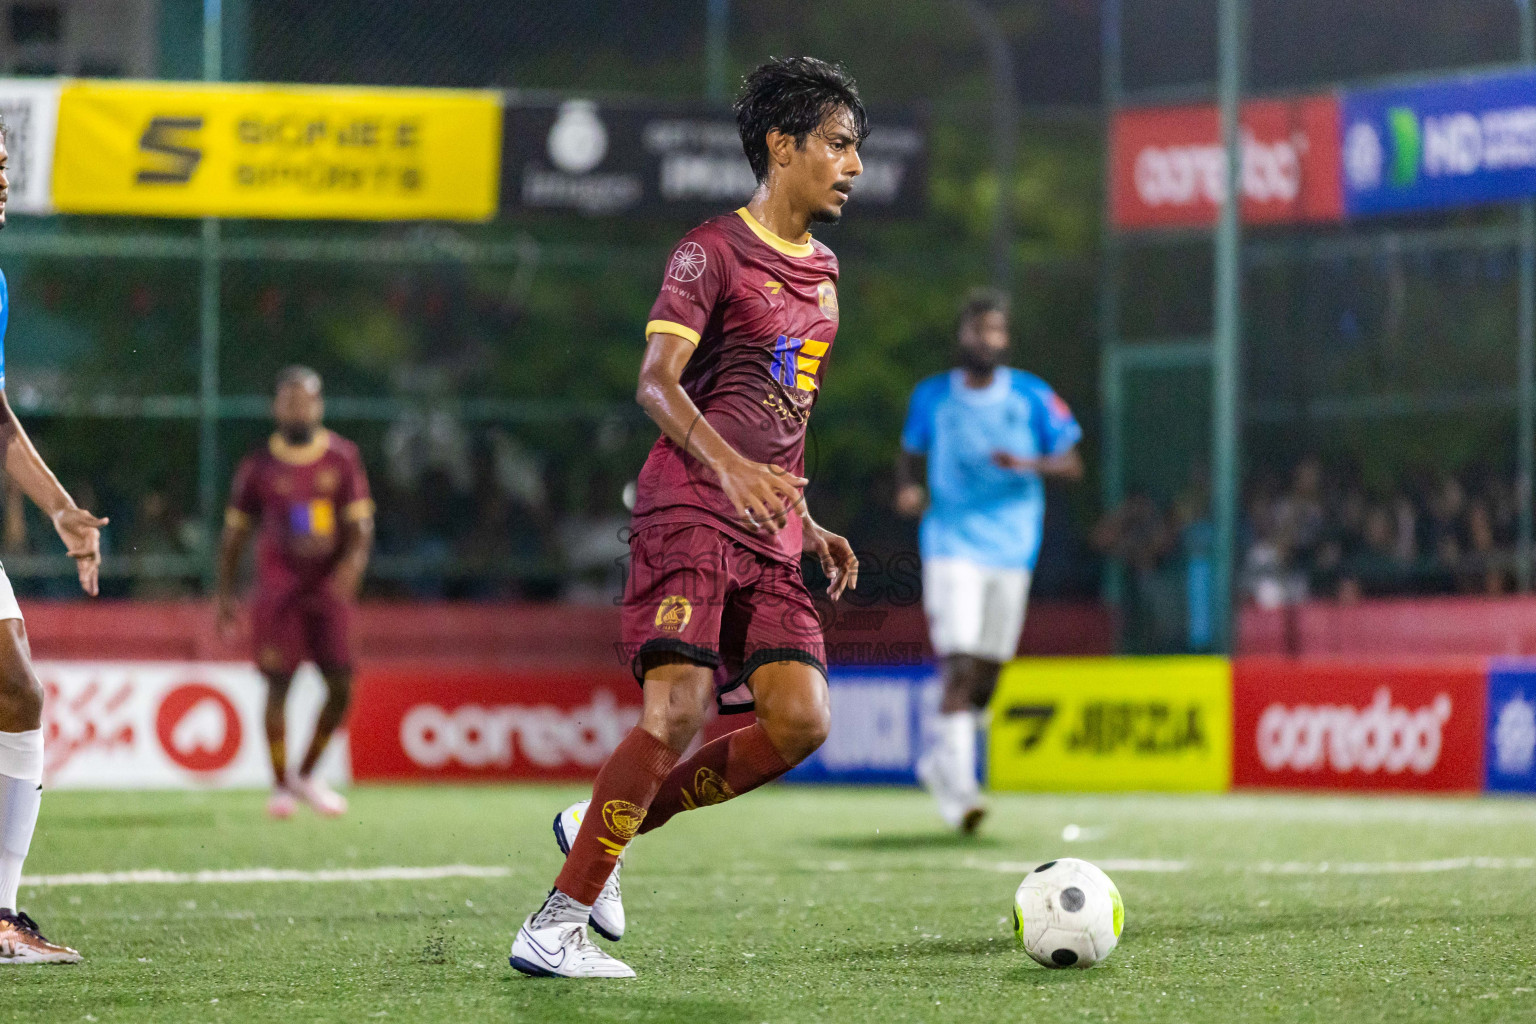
[0,390,108,596]
[993,382,1085,480]
[332,454,374,602]
[799,504,859,601]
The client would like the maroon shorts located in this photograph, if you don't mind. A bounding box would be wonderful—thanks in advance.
[251,588,354,676]
[621,521,826,713]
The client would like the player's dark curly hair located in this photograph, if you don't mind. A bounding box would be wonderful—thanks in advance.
[959,287,1011,328]
[735,57,869,183]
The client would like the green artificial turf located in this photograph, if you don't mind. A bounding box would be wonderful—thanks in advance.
[8,785,1536,1023]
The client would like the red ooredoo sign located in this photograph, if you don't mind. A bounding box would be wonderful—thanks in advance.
[349,667,643,782]
[1111,96,1344,229]
[1232,660,1485,792]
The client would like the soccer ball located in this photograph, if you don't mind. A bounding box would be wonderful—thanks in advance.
[1012,858,1123,968]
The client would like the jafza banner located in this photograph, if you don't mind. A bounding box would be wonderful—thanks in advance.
[50,80,502,221]
[502,95,926,218]
[39,661,345,789]
[1110,95,1343,230]
[1343,68,1536,217]
[987,658,1233,792]
[1232,659,1485,792]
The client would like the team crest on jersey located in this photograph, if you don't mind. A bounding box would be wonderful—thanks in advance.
[817,280,839,321]
[669,241,707,283]
[655,595,692,633]
[315,468,339,494]
[602,799,646,841]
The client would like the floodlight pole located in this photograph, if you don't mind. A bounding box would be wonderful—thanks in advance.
[1210,0,1246,653]
[1518,0,1535,592]
[199,0,222,589]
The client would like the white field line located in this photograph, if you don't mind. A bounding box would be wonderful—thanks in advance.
[23,864,513,888]
[24,856,1536,888]
[963,857,1536,876]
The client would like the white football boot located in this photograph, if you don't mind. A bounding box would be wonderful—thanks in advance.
[509,891,635,979]
[290,773,347,817]
[554,800,626,941]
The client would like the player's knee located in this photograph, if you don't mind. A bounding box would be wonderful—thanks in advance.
[321,670,353,708]
[764,699,831,766]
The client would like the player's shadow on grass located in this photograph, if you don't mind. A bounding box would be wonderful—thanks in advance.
[813,831,1008,851]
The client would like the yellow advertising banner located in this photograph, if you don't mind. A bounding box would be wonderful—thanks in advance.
[52,80,501,221]
[987,658,1232,792]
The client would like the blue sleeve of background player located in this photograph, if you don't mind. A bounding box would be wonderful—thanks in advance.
[900,375,944,455]
[0,269,9,391]
[1022,375,1081,456]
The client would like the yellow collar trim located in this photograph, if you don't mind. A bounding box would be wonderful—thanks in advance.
[269,429,331,466]
[735,208,815,258]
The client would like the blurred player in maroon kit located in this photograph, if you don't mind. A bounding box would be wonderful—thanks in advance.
[510,56,866,979]
[216,367,373,819]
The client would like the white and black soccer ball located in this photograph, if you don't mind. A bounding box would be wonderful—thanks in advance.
[1012,857,1123,968]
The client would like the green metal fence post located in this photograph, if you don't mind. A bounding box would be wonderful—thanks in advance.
[1518,0,1535,592]
[1098,0,1126,620]
[1210,0,1246,653]
[198,0,223,590]
[705,0,729,102]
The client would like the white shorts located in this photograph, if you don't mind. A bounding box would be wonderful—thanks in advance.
[921,557,1031,662]
[0,565,22,622]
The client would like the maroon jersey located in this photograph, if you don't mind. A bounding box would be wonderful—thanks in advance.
[635,207,842,562]
[226,429,373,598]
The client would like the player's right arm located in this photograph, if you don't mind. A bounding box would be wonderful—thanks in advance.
[636,332,806,534]
[0,390,107,596]
[215,459,258,637]
[894,377,939,517]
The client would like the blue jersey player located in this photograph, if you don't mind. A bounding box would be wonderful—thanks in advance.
[896,288,1082,832]
[0,125,108,963]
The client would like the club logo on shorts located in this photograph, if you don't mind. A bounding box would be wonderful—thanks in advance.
[602,799,646,841]
[688,767,736,809]
[655,595,692,633]
[817,280,839,321]
[669,241,707,283]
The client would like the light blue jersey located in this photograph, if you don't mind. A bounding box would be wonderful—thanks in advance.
[901,367,1081,571]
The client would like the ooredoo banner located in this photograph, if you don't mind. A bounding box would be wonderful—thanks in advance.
[1232,660,1484,792]
[1110,96,1343,229]
[987,658,1232,792]
[51,80,502,221]
[38,661,345,789]
[348,667,642,782]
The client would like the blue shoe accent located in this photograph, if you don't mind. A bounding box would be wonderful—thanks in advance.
[553,811,572,855]
[510,954,559,978]
[590,917,621,943]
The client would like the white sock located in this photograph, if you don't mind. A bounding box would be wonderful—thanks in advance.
[939,711,979,805]
[0,729,43,913]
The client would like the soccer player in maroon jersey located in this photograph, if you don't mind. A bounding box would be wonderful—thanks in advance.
[510,56,866,979]
[216,367,373,819]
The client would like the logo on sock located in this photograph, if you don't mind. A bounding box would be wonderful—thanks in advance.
[602,799,646,841]
[655,596,692,633]
[686,766,735,809]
